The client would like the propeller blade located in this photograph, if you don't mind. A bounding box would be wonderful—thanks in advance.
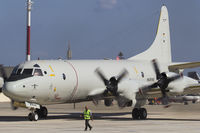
[95,68,109,86]
[0,65,6,93]
[167,73,182,83]
[0,65,7,80]
[140,83,158,93]
[152,59,161,80]
[117,69,128,83]
[161,96,169,106]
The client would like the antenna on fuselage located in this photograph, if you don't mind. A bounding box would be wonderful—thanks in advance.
[26,0,33,61]
[67,40,72,60]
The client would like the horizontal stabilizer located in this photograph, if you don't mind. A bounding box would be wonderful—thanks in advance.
[169,62,200,72]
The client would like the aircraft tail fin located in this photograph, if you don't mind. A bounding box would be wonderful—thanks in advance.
[128,6,172,63]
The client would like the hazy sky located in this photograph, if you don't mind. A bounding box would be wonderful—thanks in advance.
[0,0,200,67]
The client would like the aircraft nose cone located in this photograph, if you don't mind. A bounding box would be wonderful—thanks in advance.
[2,82,22,100]
[3,82,16,98]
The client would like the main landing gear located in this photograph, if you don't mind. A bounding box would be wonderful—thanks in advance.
[132,108,147,120]
[28,106,48,121]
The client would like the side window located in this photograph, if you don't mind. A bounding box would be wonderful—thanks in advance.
[63,73,66,80]
[141,72,144,78]
[34,69,43,76]
[44,71,47,75]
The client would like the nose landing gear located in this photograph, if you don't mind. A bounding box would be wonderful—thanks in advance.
[132,108,147,120]
[28,106,48,121]
[26,101,48,121]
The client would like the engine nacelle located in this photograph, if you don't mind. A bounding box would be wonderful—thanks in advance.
[104,99,113,107]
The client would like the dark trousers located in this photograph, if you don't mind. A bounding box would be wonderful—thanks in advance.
[85,119,92,130]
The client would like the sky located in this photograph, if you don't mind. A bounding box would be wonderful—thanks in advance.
[0,0,200,70]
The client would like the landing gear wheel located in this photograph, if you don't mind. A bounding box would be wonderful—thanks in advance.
[132,108,140,120]
[28,113,33,121]
[28,112,39,121]
[139,108,147,120]
[36,106,48,119]
[41,107,48,118]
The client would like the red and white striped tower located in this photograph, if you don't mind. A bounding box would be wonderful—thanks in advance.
[26,0,33,61]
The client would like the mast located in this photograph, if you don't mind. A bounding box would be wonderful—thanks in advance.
[26,0,33,61]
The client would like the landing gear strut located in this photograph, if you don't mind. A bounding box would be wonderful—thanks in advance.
[132,108,147,120]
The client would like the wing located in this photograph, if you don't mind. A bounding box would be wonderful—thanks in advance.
[140,84,200,99]
[181,85,200,95]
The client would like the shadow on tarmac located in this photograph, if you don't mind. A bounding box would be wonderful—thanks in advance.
[1,112,200,122]
[0,116,27,122]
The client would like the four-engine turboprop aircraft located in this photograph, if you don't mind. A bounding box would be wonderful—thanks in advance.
[2,6,200,121]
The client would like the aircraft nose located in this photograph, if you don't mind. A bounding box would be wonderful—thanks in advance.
[3,82,20,99]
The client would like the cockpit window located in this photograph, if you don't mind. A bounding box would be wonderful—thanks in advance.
[8,68,33,82]
[11,65,19,76]
[16,69,22,75]
[22,69,33,75]
[34,69,43,76]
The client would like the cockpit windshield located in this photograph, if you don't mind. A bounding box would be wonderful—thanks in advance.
[8,67,34,81]
[22,69,33,75]
[8,63,44,81]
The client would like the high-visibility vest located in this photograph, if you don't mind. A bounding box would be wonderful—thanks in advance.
[84,109,91,120]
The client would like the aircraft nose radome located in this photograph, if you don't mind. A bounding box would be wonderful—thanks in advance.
[3,82,18,98]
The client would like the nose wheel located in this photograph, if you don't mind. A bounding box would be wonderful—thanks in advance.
[28,106,48,121]
[36,106,48,119]
[28,112,39,121]
[132,108,147,120]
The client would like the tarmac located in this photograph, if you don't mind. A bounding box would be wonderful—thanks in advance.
[0,101,200,133]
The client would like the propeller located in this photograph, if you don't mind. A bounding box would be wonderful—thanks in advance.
[0,65,7,93]
[95,68,128,97]
[0,65,18,110]
[143,59,182,105]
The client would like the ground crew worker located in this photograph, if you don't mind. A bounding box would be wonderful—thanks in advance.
[80,106,93,131]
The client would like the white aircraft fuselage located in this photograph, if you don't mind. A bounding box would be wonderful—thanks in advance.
[2,60,164,105]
